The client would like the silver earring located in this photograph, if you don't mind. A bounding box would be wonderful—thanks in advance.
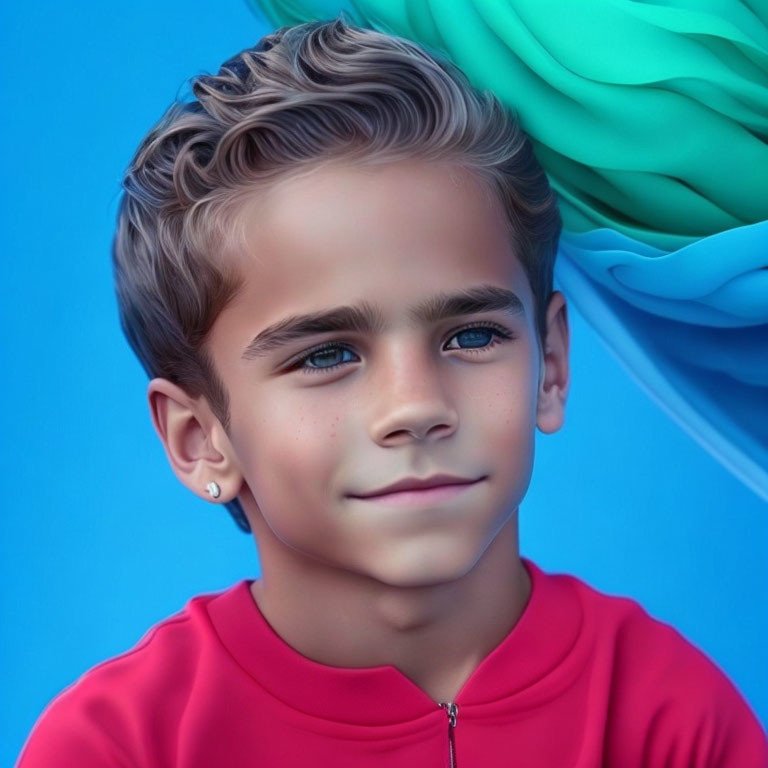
[206,481,221,499]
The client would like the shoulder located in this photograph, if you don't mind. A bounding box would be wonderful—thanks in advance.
[16,585,232,768]
[564,570,744,697]
[551,568,768,766]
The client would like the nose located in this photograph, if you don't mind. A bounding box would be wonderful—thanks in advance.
[368,350,459,445]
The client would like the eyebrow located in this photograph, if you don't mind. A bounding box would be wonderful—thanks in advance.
[241,283,525,360]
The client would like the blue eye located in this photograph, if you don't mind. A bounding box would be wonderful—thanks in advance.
[290,322,515,376]
[446,327,499,350]
[297,345,357,372]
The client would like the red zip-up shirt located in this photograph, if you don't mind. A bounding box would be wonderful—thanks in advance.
[16,558,768,767]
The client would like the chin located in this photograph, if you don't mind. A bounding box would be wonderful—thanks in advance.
[362,548,479,589]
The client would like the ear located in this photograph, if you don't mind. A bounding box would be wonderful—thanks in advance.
[147,378,243,504]
[536,291,570,434]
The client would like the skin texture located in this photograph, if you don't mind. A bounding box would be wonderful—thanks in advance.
[148,160,570,705]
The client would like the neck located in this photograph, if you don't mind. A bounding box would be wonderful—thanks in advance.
[248,510,531,705]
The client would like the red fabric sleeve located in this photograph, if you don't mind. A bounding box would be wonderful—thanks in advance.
[606,603,768,767]
[15,690,132,768]
[644,660,768,768]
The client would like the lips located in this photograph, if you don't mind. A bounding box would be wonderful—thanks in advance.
[350,473,484,499]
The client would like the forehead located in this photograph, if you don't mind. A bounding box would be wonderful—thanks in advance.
[215,160,532,349]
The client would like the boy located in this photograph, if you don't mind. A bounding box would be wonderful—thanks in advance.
[17,16,768,768]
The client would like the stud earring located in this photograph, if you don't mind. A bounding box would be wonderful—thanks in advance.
[206,481,221,500]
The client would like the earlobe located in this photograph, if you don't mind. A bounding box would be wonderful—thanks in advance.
[147,378,243,503]
[535,291,570,435]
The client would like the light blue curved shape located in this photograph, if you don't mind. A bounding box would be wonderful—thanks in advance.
[561,222,768,326]
[555,224,768,502]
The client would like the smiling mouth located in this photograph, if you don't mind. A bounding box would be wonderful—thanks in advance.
[350,478,484,507]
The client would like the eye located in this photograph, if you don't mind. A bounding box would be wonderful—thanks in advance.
[289,321,516,376]
[292,344,358,375]
[443,322,515,354]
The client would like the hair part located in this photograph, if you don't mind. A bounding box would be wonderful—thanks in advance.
[112,15,561,534]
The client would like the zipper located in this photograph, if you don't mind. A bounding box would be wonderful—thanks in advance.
[439,702,459,768]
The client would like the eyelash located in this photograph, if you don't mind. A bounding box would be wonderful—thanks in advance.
[288,321,516,376]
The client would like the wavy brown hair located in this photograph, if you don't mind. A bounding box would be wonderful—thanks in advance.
[112,15,561,534]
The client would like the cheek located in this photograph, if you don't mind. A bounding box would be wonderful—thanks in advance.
[470,361,538,428]
[229,391,344,509]
[482,398,536,469]
[464,367,538,481]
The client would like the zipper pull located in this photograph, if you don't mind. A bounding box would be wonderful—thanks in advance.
[439,702,459,768]
[440,701,458,728]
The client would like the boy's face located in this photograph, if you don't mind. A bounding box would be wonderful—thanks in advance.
[202,159,567,587]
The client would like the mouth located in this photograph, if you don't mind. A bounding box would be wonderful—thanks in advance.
[349,478,485,507]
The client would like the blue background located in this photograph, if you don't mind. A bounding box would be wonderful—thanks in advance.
[1,1,766,764]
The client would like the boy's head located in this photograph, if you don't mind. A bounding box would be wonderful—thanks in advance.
[112,17,568,560]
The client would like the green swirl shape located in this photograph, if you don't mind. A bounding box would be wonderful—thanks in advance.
[247,0,768,250]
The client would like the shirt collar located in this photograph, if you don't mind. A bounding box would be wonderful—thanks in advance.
[207,557,582,725]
